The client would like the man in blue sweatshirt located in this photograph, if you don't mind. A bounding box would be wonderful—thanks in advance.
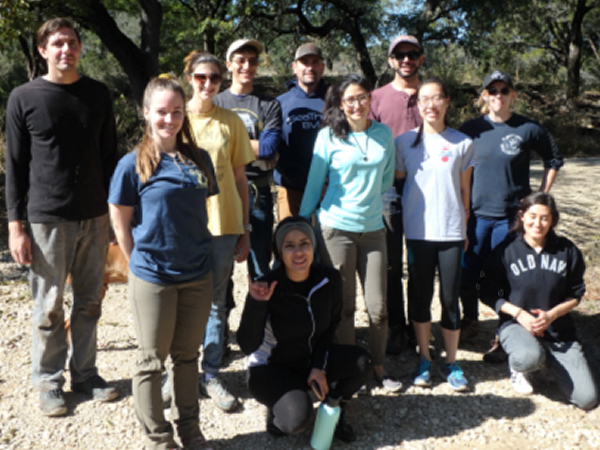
[275,43,328,219]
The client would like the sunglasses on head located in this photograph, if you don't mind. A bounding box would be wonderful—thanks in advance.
[193,73,223,84]
[392,51,422,61]
[487,86,511,96]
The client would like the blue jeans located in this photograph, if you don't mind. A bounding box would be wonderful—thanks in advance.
[500,322,598,410]
[460,215,510,320]
[201,234,238,376]
[247,181,274,279]
[29,215,109,391]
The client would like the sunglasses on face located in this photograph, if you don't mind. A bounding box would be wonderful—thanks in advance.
[231,57,260,67]
[341,93,370,107]
[391,51,422,61]
[487,86,511,96]
[192,73,223,84]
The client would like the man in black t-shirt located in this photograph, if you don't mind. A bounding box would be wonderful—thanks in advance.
[5,18,118,416]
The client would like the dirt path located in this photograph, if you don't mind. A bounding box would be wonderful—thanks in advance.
[1,159,600,449]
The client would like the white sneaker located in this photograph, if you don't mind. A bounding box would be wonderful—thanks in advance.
[510,369,533,395]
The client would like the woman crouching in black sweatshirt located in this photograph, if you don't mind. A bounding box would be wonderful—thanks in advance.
[237,216,372,441]
[480,192,597,410]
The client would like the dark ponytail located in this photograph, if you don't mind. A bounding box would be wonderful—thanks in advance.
[411,76,451,148]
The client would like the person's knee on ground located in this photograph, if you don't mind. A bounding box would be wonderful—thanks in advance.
[271,390,313,435]
[507,343,545,373]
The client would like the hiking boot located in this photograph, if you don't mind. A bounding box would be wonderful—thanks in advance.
[385,326,406,355]
[441,362,469,392]
[181,432,214,450]
[460,318,479,341]
[413,358,432,387]
[71,374,119,402]
[510,368,534,395]
[40,388,67,416]
[200,376,239,412]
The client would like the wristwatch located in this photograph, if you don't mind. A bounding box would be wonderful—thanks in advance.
[244,224,253,233]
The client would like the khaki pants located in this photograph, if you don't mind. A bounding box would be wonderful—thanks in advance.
[129,272,212,450]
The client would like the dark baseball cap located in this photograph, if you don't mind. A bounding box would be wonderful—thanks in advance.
[388,35,423,56]
[482,70,514,90]
[295,43,323,60]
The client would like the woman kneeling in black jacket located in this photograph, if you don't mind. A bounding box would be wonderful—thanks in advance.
[237,216,372,442]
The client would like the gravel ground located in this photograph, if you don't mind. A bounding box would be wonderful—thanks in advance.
[1,159,600,450]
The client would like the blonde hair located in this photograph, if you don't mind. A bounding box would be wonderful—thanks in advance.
[477,91,490,115]
[136,76,215,190]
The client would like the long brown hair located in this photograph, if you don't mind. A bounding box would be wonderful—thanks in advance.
[136,76,215,190]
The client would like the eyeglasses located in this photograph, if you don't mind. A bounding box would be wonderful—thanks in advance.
[487,86,511,96]
[341,93,370,107]
[192,73,223,84]
[231,57,260,67]
[391,51,422,61]
[417,94,446,107]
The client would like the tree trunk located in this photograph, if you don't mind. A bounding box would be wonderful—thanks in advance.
[343,17,377,85]
[566,0,588,100]
[74,0,162,106]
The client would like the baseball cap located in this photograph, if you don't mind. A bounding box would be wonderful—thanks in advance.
[226,39,264,61]
[295,43,323,60]
[388,35,422,56]
[482,70,514,90]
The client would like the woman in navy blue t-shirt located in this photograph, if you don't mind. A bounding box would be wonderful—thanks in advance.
[109,76,217,450]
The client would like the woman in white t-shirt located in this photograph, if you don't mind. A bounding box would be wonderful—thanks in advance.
[395,77,474,392]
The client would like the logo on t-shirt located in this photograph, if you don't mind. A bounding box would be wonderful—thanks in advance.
[500,134,523,156]
[441,145,452,162]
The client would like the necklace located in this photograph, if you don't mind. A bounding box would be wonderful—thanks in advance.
[351,130,369,162]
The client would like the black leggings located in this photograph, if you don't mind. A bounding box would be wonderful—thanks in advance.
[248,345,371,435]
[406,239,463,330]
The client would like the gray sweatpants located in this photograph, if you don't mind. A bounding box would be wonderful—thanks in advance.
[500,321,598,410]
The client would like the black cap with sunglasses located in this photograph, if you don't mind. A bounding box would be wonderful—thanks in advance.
[388,35,423,56]
[482,70,514,91]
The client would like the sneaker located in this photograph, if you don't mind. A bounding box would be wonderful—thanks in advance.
[386,326,406,355]
[200,376,239,412]
[71,375,119,402]
[460,318,479,341]
[375,373,403,393]
[161,371,172,408]
[441,362,469,392]
[181,432,214,450]
[413,358,432,387]
[483,336,508,364]
[40,388,67,416]
[510,369,533,395]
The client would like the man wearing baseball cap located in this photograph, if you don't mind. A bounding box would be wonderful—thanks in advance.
[275,43,329,219]
[209,38,281,411]
[368,35,425,355]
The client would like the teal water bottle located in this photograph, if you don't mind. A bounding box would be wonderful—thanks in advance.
[310,396,341,450]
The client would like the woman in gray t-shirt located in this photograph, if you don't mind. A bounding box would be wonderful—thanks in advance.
[395,77,474,392]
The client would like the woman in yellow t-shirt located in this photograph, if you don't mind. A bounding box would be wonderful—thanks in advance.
[183,50,255,411]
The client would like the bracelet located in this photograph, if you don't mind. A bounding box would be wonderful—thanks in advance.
[514,308,523,320]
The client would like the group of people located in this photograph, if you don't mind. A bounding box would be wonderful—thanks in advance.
[5,16,598,450]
